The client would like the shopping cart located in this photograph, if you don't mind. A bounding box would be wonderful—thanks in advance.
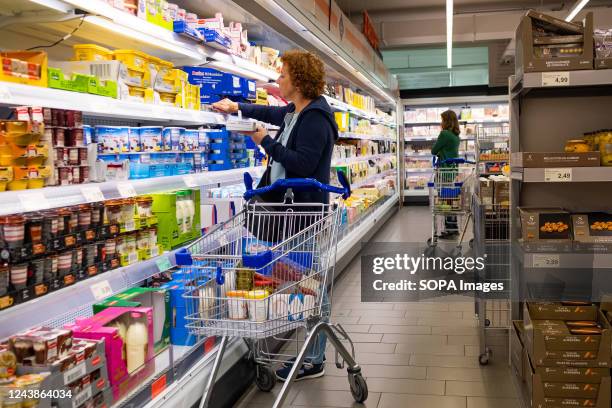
[471,194,510,365]
[177,171,369,408]
[426,157,475,256]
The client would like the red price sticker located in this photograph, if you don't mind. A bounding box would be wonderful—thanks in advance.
[151,374,167,399]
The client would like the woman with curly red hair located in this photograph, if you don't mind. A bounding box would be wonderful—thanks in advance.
[213,49,338,205]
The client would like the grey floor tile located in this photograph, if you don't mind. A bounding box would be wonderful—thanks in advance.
[360,364,427,379]
[297,375,358,391]
[447,335,480,346]
[337,324,372,333]
[466,397,520,408]
[348,309,406,318]
[369,324,431,334]
[417,317,478,327]
[409,354,481,368]
[381,333,447,345]
[333,303,395,310]
[350,352,412,366]
[332,317,361,325]
[342,333,383,343]
[236,383,301,407]
[395,343,465,356]
[446,381,518,398]
[324,342,396,355]
[357,316,418,325]
[404,310,464,319]
[432,326,479,335]
[366,378,445,395]
[392,302,450,311]
[291,389,381,407]
[378,393,467,408]
[427,367,512,382]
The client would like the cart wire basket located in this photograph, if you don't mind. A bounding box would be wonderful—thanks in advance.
[426,157,476,256]
[471,194,510,366]
[177,171,369,408]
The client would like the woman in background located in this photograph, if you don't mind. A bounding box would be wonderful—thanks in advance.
[431,109,461,239]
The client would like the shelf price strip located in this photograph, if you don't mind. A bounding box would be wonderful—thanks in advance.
[544,168,572,182]
[541,72,570,87]
[532,254,560,268]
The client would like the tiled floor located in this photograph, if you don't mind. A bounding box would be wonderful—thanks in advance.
[235,207,519,408]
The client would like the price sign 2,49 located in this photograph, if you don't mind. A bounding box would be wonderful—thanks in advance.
[544,168,572,182]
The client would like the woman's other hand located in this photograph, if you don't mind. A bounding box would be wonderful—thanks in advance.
[212,98,239,114]
[244,125,267,145]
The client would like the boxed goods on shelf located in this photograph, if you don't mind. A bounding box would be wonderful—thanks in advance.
[519,208,571,242]
[0,51,48,87]
[515,11,593,74]
[152,189,200,250]
[594,28,612,69]
[571,213,612,243]
[93,287,170,355]
[511,321,527,384]
[66,307,155,401]
[511,152,600,167]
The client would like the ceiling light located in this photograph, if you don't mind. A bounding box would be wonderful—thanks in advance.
[565,0,589,22]
[446,0,453,69]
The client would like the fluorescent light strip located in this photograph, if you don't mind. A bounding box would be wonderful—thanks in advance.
[446,0,453,69]
[565,0,589,22]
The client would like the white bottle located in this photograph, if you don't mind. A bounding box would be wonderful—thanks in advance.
[184,195,195,233]
[175,193,186,234]
[125,321,148,374]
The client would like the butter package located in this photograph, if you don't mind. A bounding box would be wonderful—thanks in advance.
[572,213,612,243]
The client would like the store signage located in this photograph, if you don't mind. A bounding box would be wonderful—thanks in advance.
[81,186,105,202]
[362,11,379,50]
[542,72,570,87]
[116,182,137,198]
[544,168,572,182]
[18,192,50,212]
[90,280,112,300]
[532,254,560,268]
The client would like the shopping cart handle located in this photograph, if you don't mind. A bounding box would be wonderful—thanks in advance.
[433,157,475,167]
[243,170,351,201]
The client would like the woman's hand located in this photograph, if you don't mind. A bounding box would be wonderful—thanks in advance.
[244,125,267,145]
[212,98,239,114]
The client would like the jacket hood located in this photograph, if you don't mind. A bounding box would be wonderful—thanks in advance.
[287,96,339,140]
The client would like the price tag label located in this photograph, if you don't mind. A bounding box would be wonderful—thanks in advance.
[117,182,137,198]
[155,256,172,272]
[542,72,570,87]
[90,280,112,300]
[532,254,560,268]
[124,220,136,232]
[72,386,92,408]
[150,246,159,258]
[151,374,167,399]
[18,192,50,212]
[0,83,12,101]
[81,186,105,202]
[544,168,572,182]
[64,362,87,385]
[183,175,198,188]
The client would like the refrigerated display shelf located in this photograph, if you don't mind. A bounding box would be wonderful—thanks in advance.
[511,69,612,95]
[339,132,395,141]
[350,169,396,189]
[405,135,476,141]
[511,167,612,183]
[405,119,509,126]
[324,96,397,128]
[405,168,433,173]
[0,82,225,125]
[0,166,265,216]
[403,189,428,196]
[332,153,392,166]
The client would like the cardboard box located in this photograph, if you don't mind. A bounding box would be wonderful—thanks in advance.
[152,189,201,250]
[525,302,598,321]
[515,11,593,74]
[519,208,572,242]
[479,178,494,205]
[523,304,611,367]
[511,152,600,168]
[572,213,612,243]
[493,179,509,206]
[92,287,170,354]
[595,58,612,70]
[525,351,611,407]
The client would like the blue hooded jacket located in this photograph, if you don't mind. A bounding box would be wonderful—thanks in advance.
[238,96,339,203]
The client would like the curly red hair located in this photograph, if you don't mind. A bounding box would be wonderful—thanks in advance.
[281,50,326,100]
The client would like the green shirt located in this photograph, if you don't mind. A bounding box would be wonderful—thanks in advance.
[431,129,460,164]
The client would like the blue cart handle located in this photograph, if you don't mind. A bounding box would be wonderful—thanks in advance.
[432,157,475,167]
[243,170,351,201]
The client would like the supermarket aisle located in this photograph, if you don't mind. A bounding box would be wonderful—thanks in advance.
[235,207,517,408]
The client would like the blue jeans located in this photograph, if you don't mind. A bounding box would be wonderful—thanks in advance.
[306,289,329,365]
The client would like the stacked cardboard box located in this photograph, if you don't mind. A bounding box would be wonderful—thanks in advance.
[512,302,611,408]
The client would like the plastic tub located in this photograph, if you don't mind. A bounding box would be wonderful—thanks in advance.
[73,44,113,61]
[113,49,149,71]
[27,178,45,189]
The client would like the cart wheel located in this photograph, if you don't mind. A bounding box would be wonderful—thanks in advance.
[348,373,368,403]
[479,353,490,366]
[469,238,474,248]
[426,237,434,247]
[255,366,276,392]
